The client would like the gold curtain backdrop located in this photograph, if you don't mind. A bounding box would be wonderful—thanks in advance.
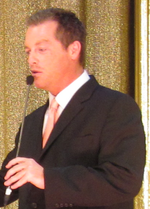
[0,0,147,208]
[135,0,150,209]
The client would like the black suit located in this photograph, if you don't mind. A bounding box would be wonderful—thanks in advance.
[0,76,145,209]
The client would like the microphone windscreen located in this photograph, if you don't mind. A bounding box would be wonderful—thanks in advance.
[26,75,34,85]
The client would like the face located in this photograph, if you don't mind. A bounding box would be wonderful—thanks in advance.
[25,21,72,95]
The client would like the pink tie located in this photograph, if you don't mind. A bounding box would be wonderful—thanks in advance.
[43,98,59,148]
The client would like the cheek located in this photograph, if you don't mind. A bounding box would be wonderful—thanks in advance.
[40,56,52,73]
[40,51,69,76]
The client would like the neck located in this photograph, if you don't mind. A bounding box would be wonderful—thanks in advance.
[51,66,84,96]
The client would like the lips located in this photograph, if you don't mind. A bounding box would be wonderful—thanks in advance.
[31,70,42,76]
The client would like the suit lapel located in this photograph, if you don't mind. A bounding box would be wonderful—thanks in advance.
[26,102,48,159]
[39,75,99,157]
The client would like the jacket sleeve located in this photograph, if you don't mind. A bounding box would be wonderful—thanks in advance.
[44,94,145,208]
[0,133,19,206]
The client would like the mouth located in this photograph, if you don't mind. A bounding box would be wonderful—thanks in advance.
[30,70,42,76]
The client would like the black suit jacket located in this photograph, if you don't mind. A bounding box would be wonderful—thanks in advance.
[0,76,145,209]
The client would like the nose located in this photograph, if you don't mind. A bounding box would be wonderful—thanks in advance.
[28,51,38,66]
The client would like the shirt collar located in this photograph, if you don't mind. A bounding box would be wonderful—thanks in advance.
[49,70,90,110]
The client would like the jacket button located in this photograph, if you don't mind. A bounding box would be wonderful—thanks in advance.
[64,203,69,207]
[60,203,64,207]
[55,203,60,208]
[31,202,37,208]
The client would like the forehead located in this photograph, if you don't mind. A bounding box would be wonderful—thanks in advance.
[25,21,58,44]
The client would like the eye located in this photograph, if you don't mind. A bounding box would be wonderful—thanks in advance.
[38,47,47,52]
[25,49,30,55]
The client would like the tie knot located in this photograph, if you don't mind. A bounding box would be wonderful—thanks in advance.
[50,98,59,110]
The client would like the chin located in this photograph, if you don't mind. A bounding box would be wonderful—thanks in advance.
[34,81,47,90]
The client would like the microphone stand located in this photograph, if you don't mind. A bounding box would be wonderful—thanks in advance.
[4,76,34,208]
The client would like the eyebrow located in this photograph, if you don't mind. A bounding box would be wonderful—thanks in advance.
[24,39,50,49]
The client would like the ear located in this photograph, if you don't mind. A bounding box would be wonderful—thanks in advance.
[68,41,81,61]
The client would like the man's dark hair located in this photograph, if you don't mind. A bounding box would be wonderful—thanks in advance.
[27,8,86,66]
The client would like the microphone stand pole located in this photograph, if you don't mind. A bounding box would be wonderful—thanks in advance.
[4,75,34,208]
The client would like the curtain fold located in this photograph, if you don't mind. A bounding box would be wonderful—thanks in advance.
[135,0,149,208]
[0,0,145,208]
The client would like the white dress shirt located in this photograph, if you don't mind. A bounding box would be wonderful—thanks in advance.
[43,70,90,133]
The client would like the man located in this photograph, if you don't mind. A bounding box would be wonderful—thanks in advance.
[0,8,145,209]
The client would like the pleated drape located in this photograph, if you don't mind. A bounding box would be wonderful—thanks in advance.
[0,1,145,208]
